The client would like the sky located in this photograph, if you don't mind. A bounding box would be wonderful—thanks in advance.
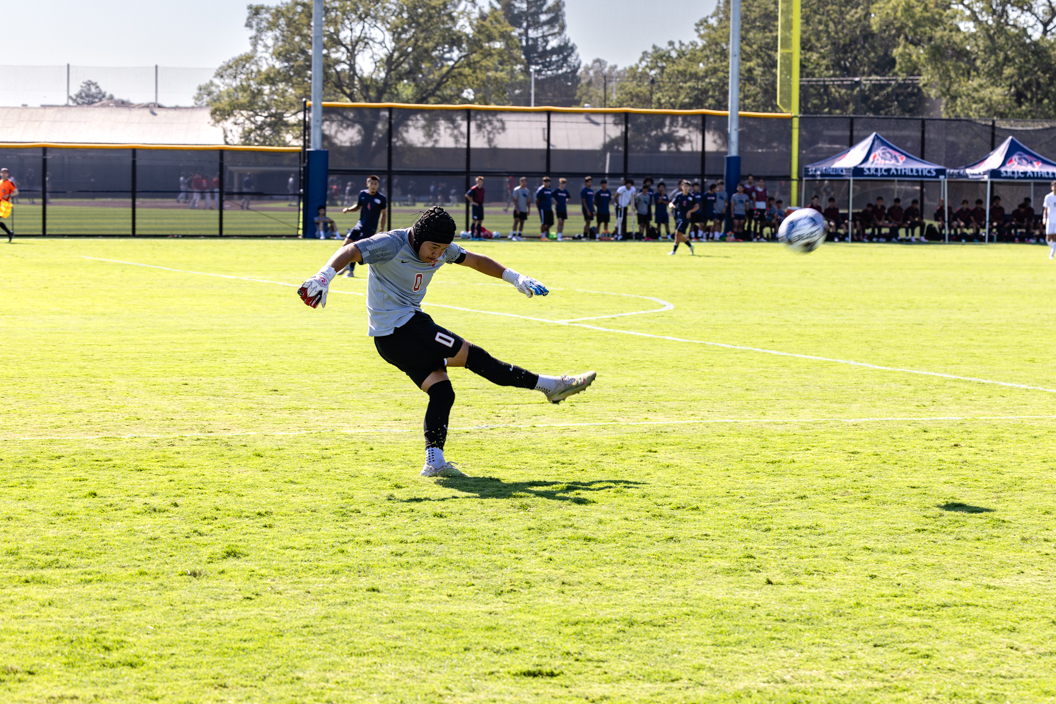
[0,0,715,106]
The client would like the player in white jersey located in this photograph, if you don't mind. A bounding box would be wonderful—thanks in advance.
[614,178,636,241]
[1044,180,1056,259]
[298,207,597,477]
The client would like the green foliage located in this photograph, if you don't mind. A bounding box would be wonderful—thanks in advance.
[878,0,1056,117]
[68,80,115,106]
[497,0,581,105]
[196,0,524,145]
[3,239,1056,701]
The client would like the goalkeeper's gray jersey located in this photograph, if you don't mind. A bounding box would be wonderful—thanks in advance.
[513,187,531,212]
[356,229,466,336]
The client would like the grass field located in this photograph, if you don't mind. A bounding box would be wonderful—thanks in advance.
[3,238,1056,703]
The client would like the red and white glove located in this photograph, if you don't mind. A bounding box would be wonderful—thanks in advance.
[298,266,336,308]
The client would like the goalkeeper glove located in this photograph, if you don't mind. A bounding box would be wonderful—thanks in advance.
[502,268,548,298]
[298,266,336,309]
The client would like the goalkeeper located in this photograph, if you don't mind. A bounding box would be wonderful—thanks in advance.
[298,206,596,478]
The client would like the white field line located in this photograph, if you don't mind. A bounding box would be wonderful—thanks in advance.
[81,256,1056,395]
[6,415,1056,443]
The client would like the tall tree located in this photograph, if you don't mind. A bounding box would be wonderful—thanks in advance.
[197,0,523,146]
[497,0,581,105]
[69,80,115,106]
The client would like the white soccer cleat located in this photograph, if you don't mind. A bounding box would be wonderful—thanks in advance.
[544,371,597,404]
[420,462,467,478]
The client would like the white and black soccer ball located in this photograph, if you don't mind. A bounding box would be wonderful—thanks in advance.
[778,207,827,253]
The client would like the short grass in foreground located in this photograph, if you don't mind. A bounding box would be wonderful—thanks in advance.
[2,239,1056,703]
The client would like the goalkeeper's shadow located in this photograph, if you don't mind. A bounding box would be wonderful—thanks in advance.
[404,477,643,503]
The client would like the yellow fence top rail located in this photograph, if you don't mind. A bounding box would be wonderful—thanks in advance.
[0,142,300,152]
[311,101,792,119]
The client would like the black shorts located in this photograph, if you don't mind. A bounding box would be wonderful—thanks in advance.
[733,214,746,221]
[346,223,376,241]
[472,204,484,221]
[596,213,610,225]
[637,214,651,227]
[582,209,594,220]
[373,311,465,388]
[514,210,528,221]
[539,209,554,227]
[556,209,568,220]
[675,218,688,234]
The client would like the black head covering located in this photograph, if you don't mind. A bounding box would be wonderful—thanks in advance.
[409,206,456,256]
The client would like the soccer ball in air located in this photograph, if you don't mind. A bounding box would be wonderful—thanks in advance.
[778,208,827,253]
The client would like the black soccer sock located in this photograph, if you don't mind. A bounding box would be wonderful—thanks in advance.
[672,242,679,252]
[424,380,455,452]
[0,222,9,235]
[349,261,356,275]
[466,345,538,389]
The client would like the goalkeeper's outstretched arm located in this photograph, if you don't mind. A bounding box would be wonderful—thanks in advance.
[459,251,548,298]
[297,243,365,308]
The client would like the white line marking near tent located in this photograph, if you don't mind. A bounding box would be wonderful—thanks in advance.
[81,256,1056,394]
[6,415,1056,443]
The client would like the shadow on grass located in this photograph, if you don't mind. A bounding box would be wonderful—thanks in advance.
[405,478,643,503]
[939,502,994,514]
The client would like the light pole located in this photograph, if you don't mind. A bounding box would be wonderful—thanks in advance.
[724,0,742,235]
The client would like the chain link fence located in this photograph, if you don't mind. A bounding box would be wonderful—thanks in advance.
[0,65,216,107]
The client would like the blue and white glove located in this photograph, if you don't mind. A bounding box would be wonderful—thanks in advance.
[502,268,548,298]
[298,266,336,309]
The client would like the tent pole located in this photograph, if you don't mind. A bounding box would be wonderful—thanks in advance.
[983,181,989,243]
[946,179,954,244]
[849,176,853,243]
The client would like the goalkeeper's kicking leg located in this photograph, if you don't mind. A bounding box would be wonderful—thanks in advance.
[409,338,596,478]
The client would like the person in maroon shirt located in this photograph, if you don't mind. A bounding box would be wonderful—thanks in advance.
[744,175,757,236]
[808,194,823,212]
[989,195,1007,241]
[970,198,987,240]
[822,197,843,240]
[933,198,947,235]
[903,198,923,241]
[750,177,769,239]
[887,198,905,241]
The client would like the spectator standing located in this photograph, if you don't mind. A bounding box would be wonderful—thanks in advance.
[653,181,671,239]
[594,179,612,237]
[535,176,554,240]
[213,173,221,210]
[465,175,486,239]
[241,174,253,210]
[615,178,636,240]
[751,178,769,239]
[730,184,750,238]
[743,175,757,237]
[712,180,728,238]
[178,174,188,203]
[553,177,570,241]
[702,183,717,241]
[344,181,354,207]
[1044,180,1056,258]
[505,176,515,212]
[635,177,653,240]
[511,177,530,240]
[288,173,297,204]
[580,176,595,239]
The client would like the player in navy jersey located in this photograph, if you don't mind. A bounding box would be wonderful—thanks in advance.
[340,174,388,277]
[653,181,671,239]
[554,177,570,240]
[536,177,554,240]
[297,206,597,478]
[580,176,595,238]
[594,179,612,236]
[668,180,698,255]
[464,175,486,239]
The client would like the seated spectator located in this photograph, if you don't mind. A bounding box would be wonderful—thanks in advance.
[1012,198,1036,241]
[872,197,889,240]
[854,203,875,242]
[822,197,843,240]
[970,198,987,240]
[773,199,787,235]
[808,194,823,213]
[954,199,973,241]
[313,205,338,239]
[887,198,905,241]
[933,198,947,232]
[989,196,1007,241]
[904,198,923,242]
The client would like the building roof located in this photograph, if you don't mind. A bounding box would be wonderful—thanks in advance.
[0,105,225,145]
